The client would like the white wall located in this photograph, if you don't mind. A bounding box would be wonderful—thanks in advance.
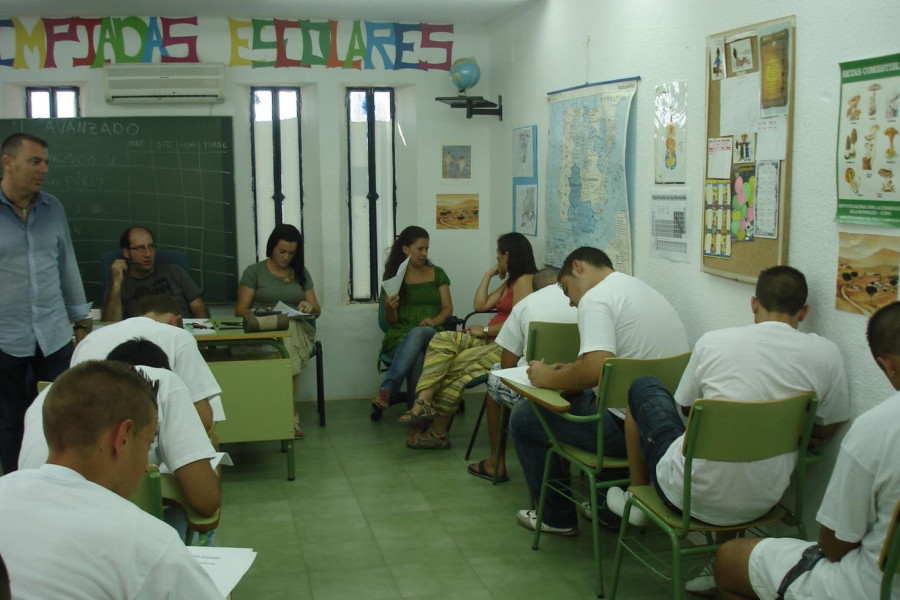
[0,17,498,401]
[488,0,900,532]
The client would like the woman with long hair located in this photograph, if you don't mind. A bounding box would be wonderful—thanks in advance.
[236,223,321,438]
[401,232,538,449]
[373,226,453,415]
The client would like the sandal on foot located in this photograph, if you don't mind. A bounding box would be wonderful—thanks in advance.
[397,398,437,425]
[372,389,391,411]
[293,413,305,440]
[406,428,451,450]
[467,460,509,483]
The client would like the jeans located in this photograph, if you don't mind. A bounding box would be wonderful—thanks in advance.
[627,375,686,509]
[381,326,436,408]
[510,388,627,528]
[0,342,74,473]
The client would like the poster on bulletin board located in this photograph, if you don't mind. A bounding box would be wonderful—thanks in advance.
[512,125,538,236]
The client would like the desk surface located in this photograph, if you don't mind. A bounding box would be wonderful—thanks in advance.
[502,379,572,413]
[188,319,291,343]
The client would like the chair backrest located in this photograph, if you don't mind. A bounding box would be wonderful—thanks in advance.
[128,464,163,520]
[37,381,52,393]
[101,249,191,290]
[880,497,900,599]
[596,353,691,411]
[684,393,818,463]
[525,321,580,363]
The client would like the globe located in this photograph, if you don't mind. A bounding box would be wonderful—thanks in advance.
[450,57,481,93]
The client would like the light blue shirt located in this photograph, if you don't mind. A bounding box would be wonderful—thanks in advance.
[0,184,90,357]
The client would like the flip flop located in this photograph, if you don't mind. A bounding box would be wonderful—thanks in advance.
[467,460,509,483]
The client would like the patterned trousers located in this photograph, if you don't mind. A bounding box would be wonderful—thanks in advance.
[415,330,501,415]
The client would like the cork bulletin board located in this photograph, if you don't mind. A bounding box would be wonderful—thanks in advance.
[702,16,796,283]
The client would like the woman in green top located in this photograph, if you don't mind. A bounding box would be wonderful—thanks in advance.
[373,226,453,413]
[236,224,321,438]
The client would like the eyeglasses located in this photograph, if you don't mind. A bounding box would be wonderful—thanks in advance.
[128,244,157,253]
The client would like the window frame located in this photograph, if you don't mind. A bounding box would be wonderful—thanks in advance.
[26,86,80,118]
[345,86,397,303]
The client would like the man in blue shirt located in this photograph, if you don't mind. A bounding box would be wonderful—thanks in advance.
[0,133,90,474]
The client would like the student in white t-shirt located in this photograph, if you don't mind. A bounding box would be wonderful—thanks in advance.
[467,267,578,483]
[20,339,221,523]
[609,265,849,596]
[72,294,221,431]
[0,361,221,599]
[715,300,900,600]
[511,246,689,536]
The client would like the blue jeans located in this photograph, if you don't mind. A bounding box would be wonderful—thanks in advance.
[0,342,74,473]
[510,389,627,528]
[627,375,686,509]
[381,326,437,408]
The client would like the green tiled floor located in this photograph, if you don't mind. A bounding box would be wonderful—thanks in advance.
[215,397,683,599]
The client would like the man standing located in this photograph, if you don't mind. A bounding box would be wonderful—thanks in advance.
[714,300,899,600]
[102,225,209,321]
[511,246,689,535]
[0,133,91,474]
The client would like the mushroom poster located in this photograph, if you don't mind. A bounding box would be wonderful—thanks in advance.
[836,53,900,227]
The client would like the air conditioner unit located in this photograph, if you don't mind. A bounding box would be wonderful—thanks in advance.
[104,63,225,104]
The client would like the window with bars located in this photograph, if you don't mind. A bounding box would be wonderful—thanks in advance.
[26,87,79,118]
[250,87,303,258]
[346,88,396,302]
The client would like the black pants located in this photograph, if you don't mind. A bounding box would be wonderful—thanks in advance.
[0,343,73,473]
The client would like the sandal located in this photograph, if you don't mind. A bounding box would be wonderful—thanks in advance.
[372,389,391,411]
[406,428,451,450]
[397,398,437,425]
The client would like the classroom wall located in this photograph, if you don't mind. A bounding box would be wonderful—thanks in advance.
[488,0,900,532]
[0,17,500,402]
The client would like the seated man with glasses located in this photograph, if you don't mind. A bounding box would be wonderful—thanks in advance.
[102,226,209,321]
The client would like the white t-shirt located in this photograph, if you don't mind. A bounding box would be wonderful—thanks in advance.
[577,271,689,359]
[19,366,216,474]
[656,321,850,525]
[72,316,224,419]
[0,464,222,600]
[495,284,578,366]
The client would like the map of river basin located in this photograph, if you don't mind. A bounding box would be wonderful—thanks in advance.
[545,79,637,273]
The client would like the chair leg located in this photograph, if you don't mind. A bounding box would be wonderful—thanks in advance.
[492,402,510,485]
[464,396,488,461]
[608,501,630,600]
[588,479,605,598]
[315,341,325,427]
[532,451,555,551]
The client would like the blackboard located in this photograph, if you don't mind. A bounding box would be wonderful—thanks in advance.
[0,117,236,305]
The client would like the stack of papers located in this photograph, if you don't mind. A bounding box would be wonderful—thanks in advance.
[493,365,535,388]
[187,546,257,597]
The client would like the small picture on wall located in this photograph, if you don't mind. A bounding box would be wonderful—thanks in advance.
[730,37,754,73]
[436,193,479,229]
[442,145,472,179]
[514,184,538,236]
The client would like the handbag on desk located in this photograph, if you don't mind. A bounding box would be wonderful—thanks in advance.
[242,314,289,332]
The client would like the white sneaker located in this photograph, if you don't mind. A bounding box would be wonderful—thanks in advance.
[685,559,716,597]
[515,509,578,536]
[605,487,649,527]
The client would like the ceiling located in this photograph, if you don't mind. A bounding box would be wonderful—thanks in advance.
[1,0,534,25]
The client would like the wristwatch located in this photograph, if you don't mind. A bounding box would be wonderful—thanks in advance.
[72,318,93,332]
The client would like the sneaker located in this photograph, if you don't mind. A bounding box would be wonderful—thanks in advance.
[605,487,649,527]
[577,500,623,531]
[515,509,578,536]
[685,558,716,597]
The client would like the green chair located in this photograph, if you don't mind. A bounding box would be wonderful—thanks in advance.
[521,352,691,598]
[880,498,900,600]
[608,392,819,600]
[482,321,580,485]
[128,464,164,520]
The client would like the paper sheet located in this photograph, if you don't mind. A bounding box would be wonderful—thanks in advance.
[755,115,788,161]
[380,256,409,298]
[719,72,761,136]
[707,137,733,179]
[273,300,311,318]
[493,365,535,389]
[183,319,214,335]
[187,546,257,598]
[650,192,690,263]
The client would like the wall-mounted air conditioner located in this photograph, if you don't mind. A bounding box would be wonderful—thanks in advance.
[104,63,225,104]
